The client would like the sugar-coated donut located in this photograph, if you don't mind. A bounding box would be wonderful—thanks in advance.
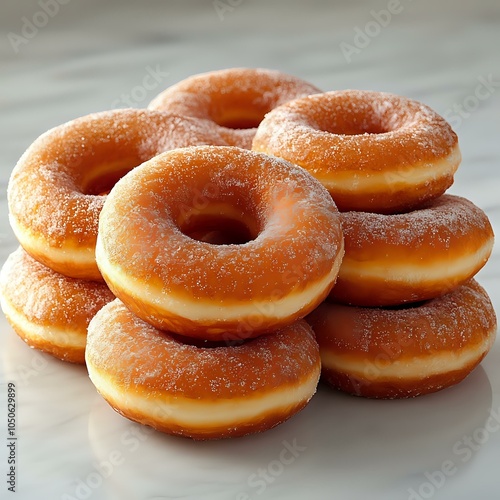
[96,146,344,340]
[86,299,321,439]
[307,280,497,399]
[331,195,494,307]
[0,247,115,363]
[8,109,230,281]
[148,68,321,149]
[252,90,461,213]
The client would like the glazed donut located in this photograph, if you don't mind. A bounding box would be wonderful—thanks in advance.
[8,109,230,281]
[307,280,497,399]
[148,68,321,149]
[96,146,344,340]
[86,299,321,439]
[0,247,115,364]
[252,90,461,213]
[331,194,494,307]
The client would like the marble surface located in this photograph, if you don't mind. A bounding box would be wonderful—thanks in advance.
[1,1,500,499]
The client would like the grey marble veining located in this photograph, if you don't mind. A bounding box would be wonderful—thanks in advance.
[1,1,499,499]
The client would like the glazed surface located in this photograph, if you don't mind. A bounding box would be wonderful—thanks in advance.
[96,146,344,339]
[8,109,230,280]
[308,280,497,398]
[0,247,114,363]
[86,299,321,439]
[331,194,494,306]
[149,67,321,149]
[252,89,461,213]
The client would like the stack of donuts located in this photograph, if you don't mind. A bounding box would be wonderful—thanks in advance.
[87,145,344,439]
[251,88,496,398]
[1,68,496,440]
[0,109,242,364]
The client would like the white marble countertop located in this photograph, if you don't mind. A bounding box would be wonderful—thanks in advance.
[1,1,500,499]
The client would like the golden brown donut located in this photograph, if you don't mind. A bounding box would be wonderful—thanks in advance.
[252,90,461,213]
[86,299,321,439]
[331,195,494,306]
[148,68,321,149]
[0,247,115,363]
[307,280,497,399]
[96,146,344,340]
[8,109,230,281]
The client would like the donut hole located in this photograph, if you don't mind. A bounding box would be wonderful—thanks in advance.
[212,108,266,130]
[80,159,139,196]
[312,109,393,136]
[84,169,132,196]
[179,211,257,245]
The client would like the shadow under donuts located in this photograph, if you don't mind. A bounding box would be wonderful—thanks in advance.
[86,365,493,500]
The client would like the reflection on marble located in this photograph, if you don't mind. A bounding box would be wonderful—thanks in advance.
[85,371,493,500]
[1,0,500,499]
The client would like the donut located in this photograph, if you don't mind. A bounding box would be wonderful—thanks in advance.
[148,68,321,149]
[86,299,321,439]
[252,90,461,213]
[307,280,497,399]
[0,247,115,364]
[8,109,230,281]
[96,146,344,340]
[331,194,494,307]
